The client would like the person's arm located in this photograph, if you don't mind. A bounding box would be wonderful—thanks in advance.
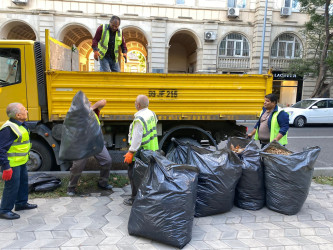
[247,119,260,138]
[92,25,103,51]
[0,127,17,171]
[129,122,143,153]
[274,111,289,141]
[121,34,127,54]
[91,99,106,111]
[124,122,143,164]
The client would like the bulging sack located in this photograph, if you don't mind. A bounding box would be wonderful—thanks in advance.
[227,137,265,211]
[260,141,321,215]
[167,139,243,217]
[28,173,61,193]
[187,145,243,217]
[128,151,198,249]
[59,91,104,161]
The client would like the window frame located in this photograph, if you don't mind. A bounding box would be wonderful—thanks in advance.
[219,33,250,58]
[0,48,22,88]
[228,0,246,8]
[270,33,303,59]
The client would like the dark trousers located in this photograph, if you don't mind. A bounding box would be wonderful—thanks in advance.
[0,164,28,213]
[127,162,137,199]
[68,146,112,189]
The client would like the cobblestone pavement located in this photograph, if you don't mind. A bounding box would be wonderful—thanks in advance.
[0,183,333,250]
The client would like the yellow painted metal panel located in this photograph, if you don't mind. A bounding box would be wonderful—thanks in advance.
[46,71,273,121]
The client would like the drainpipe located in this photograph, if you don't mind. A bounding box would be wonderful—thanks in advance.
[259,0,268,74]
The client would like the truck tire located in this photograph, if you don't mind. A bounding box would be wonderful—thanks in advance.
[27,139,55,172]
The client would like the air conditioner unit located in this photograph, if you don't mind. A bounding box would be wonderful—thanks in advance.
[228,7,239,18]
[280,7,292,17]
[204,31,217,41]
[12,0,28,5]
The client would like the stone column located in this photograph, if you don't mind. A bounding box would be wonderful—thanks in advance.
[252,0,273,74]
[38,13,55,43]
[150,18,167,73]
[202,22,218,73]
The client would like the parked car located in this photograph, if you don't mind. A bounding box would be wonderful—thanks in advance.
[284,98,333,127]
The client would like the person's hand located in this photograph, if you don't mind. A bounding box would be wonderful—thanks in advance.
[2,168,13,181]
[247,134,253,138]
[124,152,134,164]
[94,51,100,61]
[123,53,127,63]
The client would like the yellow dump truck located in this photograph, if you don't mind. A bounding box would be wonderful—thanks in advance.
[0,30,272,171]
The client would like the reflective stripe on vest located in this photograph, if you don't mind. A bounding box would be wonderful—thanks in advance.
[0,120,31,167]
[270,107,288,145]
[97,24,122,61]
[130,110,159,151]
[254,107,288,145]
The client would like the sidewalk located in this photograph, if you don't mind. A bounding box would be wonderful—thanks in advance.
[0,182,333,249]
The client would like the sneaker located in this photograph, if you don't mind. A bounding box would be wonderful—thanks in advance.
[67,188,76,196]
[123,197,134,206]
[97,183,113,191]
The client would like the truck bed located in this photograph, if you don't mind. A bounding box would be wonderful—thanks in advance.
[46,71,272,121]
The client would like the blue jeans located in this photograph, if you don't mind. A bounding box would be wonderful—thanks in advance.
[100,57,120,72]
[0,164,28,213]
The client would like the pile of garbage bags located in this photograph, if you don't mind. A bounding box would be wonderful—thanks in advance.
[127,137,321,248]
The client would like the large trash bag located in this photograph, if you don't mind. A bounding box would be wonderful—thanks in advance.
[28,173,61,193]
[132,157,149,194]
[187,145,243,217]
[260,141,321,215]
[166,138,212,164]
[227,137,265,210]
[59,91,104,161]
[128,151,199,249]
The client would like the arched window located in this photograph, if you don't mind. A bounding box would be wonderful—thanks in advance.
[219,33,249,57]
[271,33,302,58]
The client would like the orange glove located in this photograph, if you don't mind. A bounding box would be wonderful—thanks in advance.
[124,152,134,164]
[94,51,100,61]
[2,168,13,181]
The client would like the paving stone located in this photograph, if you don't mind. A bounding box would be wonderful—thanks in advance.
[99,245,120,250]
[80,236,106,246]
[314,228,331,236]
[99,237,122,245]
[34,230,53,239]
[285,228,300,237]
[68,229,88,238]
[52,230,71,239]
[0,232,17,240]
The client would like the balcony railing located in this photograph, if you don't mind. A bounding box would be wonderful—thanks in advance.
[270,58,294,70]
[218,57,250,69]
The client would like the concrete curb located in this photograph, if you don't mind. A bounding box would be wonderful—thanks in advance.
[22,168,333,178]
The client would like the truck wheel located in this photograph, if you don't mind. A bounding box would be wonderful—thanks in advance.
[27,139,55,171]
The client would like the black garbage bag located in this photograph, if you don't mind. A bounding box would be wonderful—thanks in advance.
[59,91,104,161]
[260,141,321,215]
[128,151,199,249]
[132,157,149,194]
[166,138,212,164]
[28,173,61,193]
[227,137,265,210]
[187,145,243,217]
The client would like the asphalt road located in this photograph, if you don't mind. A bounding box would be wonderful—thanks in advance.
[239,121,333,172]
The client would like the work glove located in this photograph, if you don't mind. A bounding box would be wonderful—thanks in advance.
[94,51,100,61]
[124,151,134,164]
[2,168,13,181]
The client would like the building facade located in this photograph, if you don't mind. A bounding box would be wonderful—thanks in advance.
[1,0,331,105]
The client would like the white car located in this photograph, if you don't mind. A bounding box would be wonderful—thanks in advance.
[284,98,333,127]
